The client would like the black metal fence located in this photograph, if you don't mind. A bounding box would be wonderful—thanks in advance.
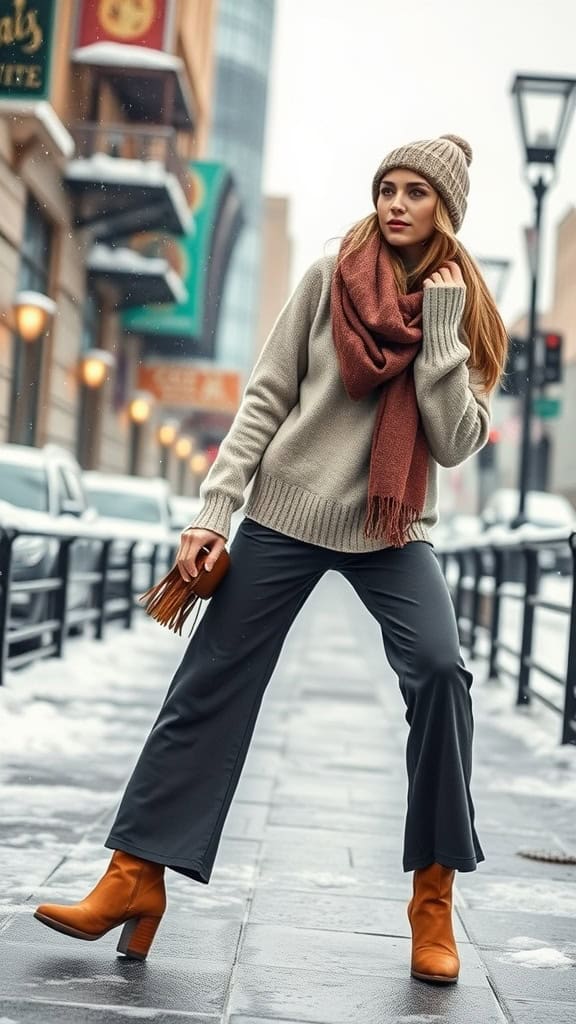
[436,528,576,745]
[0,521,177,686]
[2,519,575,746]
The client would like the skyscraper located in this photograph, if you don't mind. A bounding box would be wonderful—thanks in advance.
[209,0,276,372]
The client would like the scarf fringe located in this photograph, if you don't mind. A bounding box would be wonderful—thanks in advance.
[364,494,422,549]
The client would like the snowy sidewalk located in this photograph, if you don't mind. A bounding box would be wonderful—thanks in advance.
[0,570,575,1023]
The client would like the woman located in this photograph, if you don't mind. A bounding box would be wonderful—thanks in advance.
[34,134,507,984]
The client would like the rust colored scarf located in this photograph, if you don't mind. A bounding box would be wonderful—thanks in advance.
[331,231,429,547]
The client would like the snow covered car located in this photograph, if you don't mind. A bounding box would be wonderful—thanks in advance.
[169,495,203,532]
[0,444,100,640]
[82,472,177,595]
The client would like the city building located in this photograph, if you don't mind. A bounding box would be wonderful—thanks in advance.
[208,0,276,373]
[0,0,242,491]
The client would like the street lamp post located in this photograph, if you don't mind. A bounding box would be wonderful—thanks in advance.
[128,391,154,476]
[157,419,179,479]
[174,435,194,494]
[511,73,576,527]
[190,452,209,497]
[7,290,56,445]
[77,348,116,468]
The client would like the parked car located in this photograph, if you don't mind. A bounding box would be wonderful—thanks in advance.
[0,443,99,638]
[169,495,203,532]
[481,488,576,575]
[83,472,176,592]
[169,494,243,542]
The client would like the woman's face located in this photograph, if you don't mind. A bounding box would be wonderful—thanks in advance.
[376,168,437,263]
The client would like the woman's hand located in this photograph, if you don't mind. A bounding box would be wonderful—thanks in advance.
[423,260,465,289]
[176,527,226,582]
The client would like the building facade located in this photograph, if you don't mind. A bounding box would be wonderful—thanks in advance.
[208,0,276,372]
[0,0,242,490]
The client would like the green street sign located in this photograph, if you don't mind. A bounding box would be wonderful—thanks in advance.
[533,397,561,419]
[0,0,57,101]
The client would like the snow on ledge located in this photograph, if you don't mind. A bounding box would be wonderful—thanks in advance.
[88,245,188,304]
[66,153,192,233]
[0,99,74,158]
[72,42,184,74]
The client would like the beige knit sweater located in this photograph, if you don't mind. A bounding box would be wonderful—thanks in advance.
[190,253,491,552]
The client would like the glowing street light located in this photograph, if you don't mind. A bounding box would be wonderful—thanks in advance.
[12,289,56,342]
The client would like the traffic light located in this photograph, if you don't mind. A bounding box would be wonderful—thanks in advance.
[499,331,563,394]
[477,428,501,470]
[500,336,528,396]
[542,332,563,384]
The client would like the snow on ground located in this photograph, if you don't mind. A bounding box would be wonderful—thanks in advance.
[501,947,575,969]
[0,616,185,762]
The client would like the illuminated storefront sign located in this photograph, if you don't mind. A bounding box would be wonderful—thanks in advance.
[137,363,242,413]
[0,0,56,99]
[75,0,175,51]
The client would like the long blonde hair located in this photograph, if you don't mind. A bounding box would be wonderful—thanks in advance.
[340,203,508,394]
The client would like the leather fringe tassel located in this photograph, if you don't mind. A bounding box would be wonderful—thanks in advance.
[139,565,203,636]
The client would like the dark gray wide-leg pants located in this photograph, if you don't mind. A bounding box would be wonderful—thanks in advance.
[105,517,484,882]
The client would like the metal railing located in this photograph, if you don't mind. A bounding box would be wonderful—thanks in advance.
[436,527,576,745]
[2,517,574,746]
[70,121,190,197]
[0,521,177,686]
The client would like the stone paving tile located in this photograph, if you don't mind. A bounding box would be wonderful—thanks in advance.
[0,1002,218,1023]
[469,852,576,883]
[0,940,232,1015]
[237,923,483,982]
[501,999,576,1024]
[460,908,576,949]
[234,775,276,805]
[478,946,576,1003]
[230,1019,329,1024]
[261,824,404,860]
[226,963,507,1023]
[254,862,413,902]
[456,872,576,916]
[267,805,404,836]
[2,573,575,1022]
[220,801,270,841]
[2,906,243,962]
[247,888,470,943]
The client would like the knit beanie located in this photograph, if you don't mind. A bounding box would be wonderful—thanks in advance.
[371,134,472,233]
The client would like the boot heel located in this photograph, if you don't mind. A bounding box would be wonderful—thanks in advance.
[116,915,162,960]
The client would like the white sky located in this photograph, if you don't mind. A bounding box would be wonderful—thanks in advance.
[262,0,576,328]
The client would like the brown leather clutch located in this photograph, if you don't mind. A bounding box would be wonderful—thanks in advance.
[139,546,231,635]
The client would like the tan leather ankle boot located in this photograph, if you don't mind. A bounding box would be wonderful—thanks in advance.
[407,862,460,983]
[34,850,166,960]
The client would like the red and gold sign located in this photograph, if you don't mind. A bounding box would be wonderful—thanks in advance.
[137,363,242,414]
[76,0,174,50]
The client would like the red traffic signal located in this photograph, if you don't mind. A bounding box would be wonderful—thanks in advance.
[542,332,563,383]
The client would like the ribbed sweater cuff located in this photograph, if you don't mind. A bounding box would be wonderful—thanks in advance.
[421,285,468,364]
[189,492,236,540]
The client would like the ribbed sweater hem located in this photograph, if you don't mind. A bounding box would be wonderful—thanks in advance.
[244,471,433,553]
